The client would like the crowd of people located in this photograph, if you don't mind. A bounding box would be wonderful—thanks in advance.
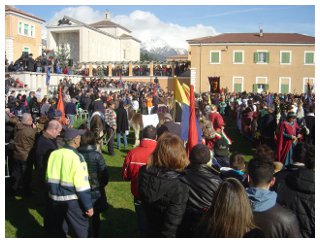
[5,75,315,238]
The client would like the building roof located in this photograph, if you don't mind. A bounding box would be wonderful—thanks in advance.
[187,33,315,45]
[166,54,188,61]
[90,20,131,33]
[5,5,45,23]
[120,33,141,43]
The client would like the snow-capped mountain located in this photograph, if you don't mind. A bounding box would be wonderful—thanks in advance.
[141,39,188,61]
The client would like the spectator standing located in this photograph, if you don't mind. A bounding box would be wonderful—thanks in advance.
[122,125,157,237]
[65,98,77,127]
[275,143,315,237]
[304,106,315,145]
[246,158,301,237]
[197,178,264,238]
[138,133,189,237]
[78,131,109,237]
[11,113,37,196]
[44,128,93,237]
[156,113,181,138]
[115,100,129,149]
[104,101,117,156]
[179,144,222,237]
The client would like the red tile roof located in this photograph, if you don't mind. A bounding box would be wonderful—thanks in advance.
[187,33,314,44]
[5,5,45,22]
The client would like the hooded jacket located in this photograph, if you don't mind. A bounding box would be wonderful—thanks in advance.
[276,168,315,237]
[246,187,301,238]
[13,122,37,161]
[138,165,189,237]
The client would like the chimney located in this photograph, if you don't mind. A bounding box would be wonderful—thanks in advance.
[105,10,111,20]
[259,26,263,37]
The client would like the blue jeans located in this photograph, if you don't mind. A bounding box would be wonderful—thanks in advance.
[134,198,149,237]
[117,132,127,149]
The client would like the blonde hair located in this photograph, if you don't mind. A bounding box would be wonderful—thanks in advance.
[148,133,189,171]
[198,178,257,237]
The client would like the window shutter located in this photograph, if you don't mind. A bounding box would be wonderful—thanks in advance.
[253,84,258,93]
[235,52,242,63]
[281,84,289,94]
[234,83,242,92]
[254,52,258,63]
[211,52,219,63]
[265,84,269,91]
[266,52,270,63]
[282,52,290,63]
[306,53,314,64]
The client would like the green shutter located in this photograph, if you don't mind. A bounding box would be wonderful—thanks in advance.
[282,52,290,63]
[234,83,242,92]
[211,52,219,63]
[266,52,270,63]
[306,53,314,64]
[264,84,269,91]
[281,84,289,94]
[234,52,242,63]
[304,85,308,93]
[254,52,258,63]
[253,84,258,93]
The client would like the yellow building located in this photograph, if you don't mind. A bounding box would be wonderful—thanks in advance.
[5,5,45,63]
[187,32,315,94]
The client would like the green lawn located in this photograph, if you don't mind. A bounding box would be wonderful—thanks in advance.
[5,114,254,238]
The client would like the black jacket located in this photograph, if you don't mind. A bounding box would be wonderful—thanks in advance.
[253,203,301,237]
[178,164,222,237]
[78,145,109,212]
[115,104,129,133]
[138,165,189,237]
[275,168,315,237]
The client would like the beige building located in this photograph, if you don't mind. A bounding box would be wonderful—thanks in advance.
[46,12,140,65]
[5,5,45,63]
[187,32,315,94]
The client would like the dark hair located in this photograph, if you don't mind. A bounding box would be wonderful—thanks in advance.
[304,144,315,170]
[80,131,96,146]
[254,144,275,163]
[142,125,157,140]
[189,144,211,164]
[198,178,256,237]
[292,142,307,163]
[229,153,245,170]
[247,158,274,187]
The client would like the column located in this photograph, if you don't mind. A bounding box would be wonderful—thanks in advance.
[108,64,112,77]
[171,62,175,77]
[89,63,93,77]
[149,61,154,77]
[129,62,133,76]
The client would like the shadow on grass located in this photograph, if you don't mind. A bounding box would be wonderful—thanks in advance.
[5,181,46,238]
[99,202,139,237]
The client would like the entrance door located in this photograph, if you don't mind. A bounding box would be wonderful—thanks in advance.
[208,76,220,93]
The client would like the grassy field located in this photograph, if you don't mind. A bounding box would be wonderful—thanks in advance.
[5,115,255,238]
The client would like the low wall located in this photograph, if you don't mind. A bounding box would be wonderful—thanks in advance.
[6,72,190,96]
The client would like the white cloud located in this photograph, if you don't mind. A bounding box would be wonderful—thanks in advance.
[45,6,218,50]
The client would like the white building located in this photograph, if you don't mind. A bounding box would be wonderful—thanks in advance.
[46,12,140,64]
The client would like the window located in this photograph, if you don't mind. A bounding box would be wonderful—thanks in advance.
[24,23,29,35]
[23,47,30,54]
[210,51,221,64]
[233,51,244,64]
[123,50,126,59]
[279,77,291,94]
[18,22,22,34]
[254,51,269,64]
[233,76,244,92]
[304,52,314,65]
[30,25,34,37]
[280,51,291,64]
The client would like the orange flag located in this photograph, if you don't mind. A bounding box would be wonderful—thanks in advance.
[56,86,66,125]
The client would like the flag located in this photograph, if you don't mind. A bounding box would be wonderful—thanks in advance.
[188,85,199,153]
[174,76,189,106]
[307,81,313,106]
[56,86,66,125]
[46,66,51,86]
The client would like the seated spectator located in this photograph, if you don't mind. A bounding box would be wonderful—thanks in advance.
[178,144,222,237]
[197,178,264,238]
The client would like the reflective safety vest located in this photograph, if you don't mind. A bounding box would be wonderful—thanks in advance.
[46,145,92,210]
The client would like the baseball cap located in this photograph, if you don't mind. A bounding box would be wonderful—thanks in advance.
[64,128,85,140]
